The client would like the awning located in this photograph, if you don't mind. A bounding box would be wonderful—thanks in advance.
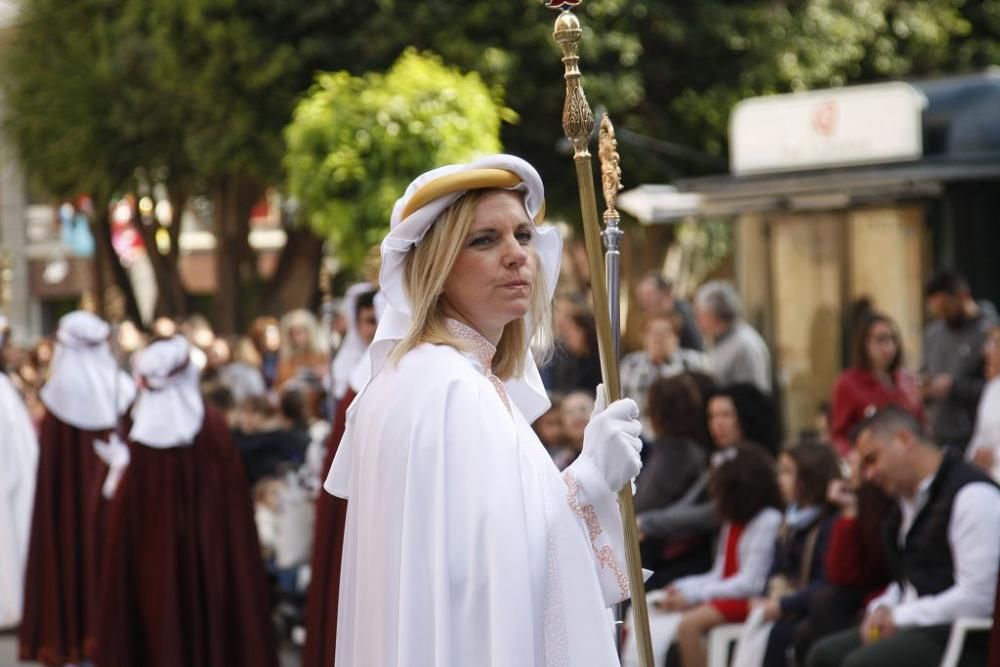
[619,70,1000,223]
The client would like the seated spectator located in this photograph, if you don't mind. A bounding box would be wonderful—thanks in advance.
[695,280,772,394]
[636,383,780,554]
[621,312,708,439]
[233,392,310,484]
[548,308,603,394]
[830,312,924,456]
[967,325,1000,480]
[533,395,569,462]
[635,273,703,351]
[636,374,712,588]
[553,390,593,470]
[655,445,784,667]
[807,407,1000,667]
[751,442,842,667]
[792,452,893,662]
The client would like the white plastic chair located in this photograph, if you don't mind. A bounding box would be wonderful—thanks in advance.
[939,616,993,667]
[707,623,744,667]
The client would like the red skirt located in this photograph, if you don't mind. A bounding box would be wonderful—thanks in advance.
[301,389,353,667]
[93,406,278,667]
[18,413,110,665]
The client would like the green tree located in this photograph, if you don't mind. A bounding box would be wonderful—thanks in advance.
[0,0,149,321]
[285,50,506,270]
[2,0,348,331]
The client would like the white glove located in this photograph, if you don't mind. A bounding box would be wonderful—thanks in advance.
[581,384,643,493]
[93,432,130,499]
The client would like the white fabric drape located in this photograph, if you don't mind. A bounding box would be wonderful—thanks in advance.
[40,311,135,430]
[0,373,39,628]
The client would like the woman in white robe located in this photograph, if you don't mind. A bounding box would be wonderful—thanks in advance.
[326,154,643,666]
[0,319,39,629]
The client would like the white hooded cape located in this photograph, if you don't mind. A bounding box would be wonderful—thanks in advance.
[0,373,39,628]
[329,340,630,666]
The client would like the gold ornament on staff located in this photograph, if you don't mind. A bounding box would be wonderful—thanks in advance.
[543,2,654,664]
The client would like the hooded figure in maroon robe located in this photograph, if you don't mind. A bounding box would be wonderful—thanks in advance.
[19,310,136,665]
[302,287,380,667]
[94,335,278,667]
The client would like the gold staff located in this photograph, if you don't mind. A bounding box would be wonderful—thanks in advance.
[542,2,654,663]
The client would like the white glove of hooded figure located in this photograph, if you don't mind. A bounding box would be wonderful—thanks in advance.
[581,384,643,493]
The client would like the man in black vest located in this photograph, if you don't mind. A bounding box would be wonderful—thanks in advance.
[808,406,1000,667]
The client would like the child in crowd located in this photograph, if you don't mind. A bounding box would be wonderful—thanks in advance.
[792,450,893,661]
[751,442,842,667]
[656,444,784,667]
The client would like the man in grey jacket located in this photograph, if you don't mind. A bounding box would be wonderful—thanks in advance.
[922,271,998,453]
[694,280,772,395]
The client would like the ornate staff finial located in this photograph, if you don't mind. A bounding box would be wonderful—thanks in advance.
[542,0,582,8]
[552,11,594,159]
[599,115,622,215]
[540,2,654,662]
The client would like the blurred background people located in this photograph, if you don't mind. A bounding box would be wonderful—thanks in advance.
[830,312,924,456]
[621,312,708,439]
[635,273,703,351]
[695,280,772,394]
[922,271,998,453]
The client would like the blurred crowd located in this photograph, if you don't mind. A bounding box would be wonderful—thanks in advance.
[536,270,999,667]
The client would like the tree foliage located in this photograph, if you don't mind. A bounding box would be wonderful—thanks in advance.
[285,50,505,269]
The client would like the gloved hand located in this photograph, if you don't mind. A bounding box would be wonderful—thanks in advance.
[93,432,130,499]
[581,384,642,493]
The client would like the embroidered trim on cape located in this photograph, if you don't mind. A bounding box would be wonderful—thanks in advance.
[445,319,512,415]
[538,443,570,666]
[563,471,631,600]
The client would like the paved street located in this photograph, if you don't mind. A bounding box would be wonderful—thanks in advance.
[0,632,17,667]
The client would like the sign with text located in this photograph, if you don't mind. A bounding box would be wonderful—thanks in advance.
[730,82,926,175]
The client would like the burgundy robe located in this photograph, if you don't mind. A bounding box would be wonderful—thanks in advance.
[19,412,113,665]
[94,405,278,667]
[301,388,353,667]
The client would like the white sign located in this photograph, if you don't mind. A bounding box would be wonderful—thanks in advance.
[730,82,926,175]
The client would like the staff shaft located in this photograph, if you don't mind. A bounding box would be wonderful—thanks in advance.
[554,10,654,664]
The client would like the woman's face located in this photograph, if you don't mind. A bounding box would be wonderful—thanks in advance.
[777,452,798,505]
[708,395,742,448]
[865,320,897,373]
[288,324,310,350]
[561,392,594,448]
[535,407,564,446]
[442,190,536,343]
[355,306,378,345]
[263,325,281,352]
[642,317,677,362]
[561,318,589,355]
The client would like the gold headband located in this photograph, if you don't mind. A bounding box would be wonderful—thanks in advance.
[400,167,545,224]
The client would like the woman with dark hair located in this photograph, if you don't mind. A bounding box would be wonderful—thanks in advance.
[791,451,894,662]
[635,381,777,567]
[548,307,603,394]
[655,444,784,667]
[707,382,782,457]
[752,442,843,667]
[829,311,923,455]
[635,375,712,588]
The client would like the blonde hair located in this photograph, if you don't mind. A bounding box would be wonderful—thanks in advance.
[279,308,325,358]
[390,189,553,380]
